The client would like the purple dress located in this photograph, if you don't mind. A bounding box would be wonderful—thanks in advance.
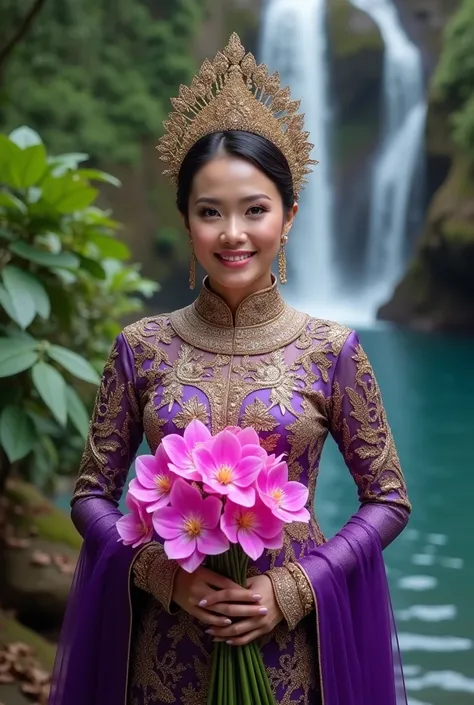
[50,279,410,705]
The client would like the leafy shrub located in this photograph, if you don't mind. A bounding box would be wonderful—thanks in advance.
[0,127,157,489]
[433,0,474,161]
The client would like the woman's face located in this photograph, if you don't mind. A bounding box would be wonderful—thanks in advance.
[186,154,297,305]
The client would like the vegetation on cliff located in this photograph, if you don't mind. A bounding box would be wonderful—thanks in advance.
[0,0,205,164]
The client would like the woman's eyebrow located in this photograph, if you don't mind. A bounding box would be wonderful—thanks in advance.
[195,194,272,205]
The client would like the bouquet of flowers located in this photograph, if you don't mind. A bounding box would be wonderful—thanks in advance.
[117,420,310,705]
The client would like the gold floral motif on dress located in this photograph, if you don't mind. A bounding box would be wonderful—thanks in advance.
[173,396,209,429]
[331,343,410,509]
[240,397,279,432]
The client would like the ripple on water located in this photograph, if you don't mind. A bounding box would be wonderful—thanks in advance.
[398,633,473,652]
[398,575,438,591]
[405,670,474,694]
[396,605,457,622]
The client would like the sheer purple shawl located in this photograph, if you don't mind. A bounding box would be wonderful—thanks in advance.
[49,498,407,705]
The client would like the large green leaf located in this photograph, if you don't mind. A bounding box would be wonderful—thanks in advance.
[48,153,89,177]
[9,241,79,270]
[31,361,67,426]
[0,405,37,462]
[9,126,43,148]
[65,385,91,440]
[47,345,101,385]
[2,266,47,328]
[77,255,106,280]
[42,174,98,213]
[0,349,38,377]
[8,143,48,189]
[77,169,121,187]
[0,336,37,365]
[0,283,19,323]
[89,233,130,260]
[0,191,27,213]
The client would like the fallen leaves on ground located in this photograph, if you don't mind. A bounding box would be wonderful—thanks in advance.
[0,642,51,705]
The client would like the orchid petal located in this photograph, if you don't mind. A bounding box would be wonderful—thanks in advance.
[237,427,261,447]
[128,478,157,504]
[275,506,311,523]
[169,477,202,509]
[165,533,196,559]
[262,530,284,550]
[116,514,142,544]
[280,482,309,510]
[200,495,223,529]
[184,418,212,448]
[196,528,229,555]
[135,455,159,488]
[161,434,190,468]
[192,446,218,478]
[234,456,262,485]
[267,461,288,490]
[152,507,184,539]
[238,529,264,561]
[212,430,241,469]
[220,510,239,543]
[228,484,255,507]
[178,549,206,573]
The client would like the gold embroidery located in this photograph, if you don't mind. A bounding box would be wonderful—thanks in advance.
[170,277,309,355]
[266,626,319,704]
[240,397,279,432]
[287,562,314,616]
[167,612,208,656]
[332,342,411,510]
[266,567,306,630]
[173,396,209,429]
[260,433,280,453]
[132,543,179,614]
[143,397,166,453]
[73,339,141,504]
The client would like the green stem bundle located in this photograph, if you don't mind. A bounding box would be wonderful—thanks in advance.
[207,545,276,705]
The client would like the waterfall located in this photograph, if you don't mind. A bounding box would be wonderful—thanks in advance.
[260,0,426,325]
[347,0,427,317]
[260,0,336,313]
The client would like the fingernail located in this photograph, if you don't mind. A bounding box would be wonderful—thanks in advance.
[259,607,268,614]
[205,629,213,635]
[226,640,233,645]
[252,594,262,600]
[223,619,232,625]
[199,599,208,607]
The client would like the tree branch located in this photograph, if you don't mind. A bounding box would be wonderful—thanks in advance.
[0,0,48,66]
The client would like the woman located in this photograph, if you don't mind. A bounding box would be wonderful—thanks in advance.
[50,34,410,705]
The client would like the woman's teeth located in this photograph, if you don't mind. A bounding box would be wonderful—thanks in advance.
[219,254,254,262]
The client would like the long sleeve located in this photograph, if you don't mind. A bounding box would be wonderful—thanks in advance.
[71,331,179,612]
[269,329,410,629]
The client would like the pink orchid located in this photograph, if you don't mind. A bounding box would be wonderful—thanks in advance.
[161,419,212,481]
[116,493,154,548]
[128,445,176,512]
[221,497,284,561]
[152,478,229,573]
[226,426,267,460]
[257,458,310,523]
[193,430,263,507]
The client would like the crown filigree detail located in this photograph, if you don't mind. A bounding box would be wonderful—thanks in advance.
[157,33,318,200]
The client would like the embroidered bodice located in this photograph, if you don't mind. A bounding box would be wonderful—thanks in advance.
[72,278,410,628]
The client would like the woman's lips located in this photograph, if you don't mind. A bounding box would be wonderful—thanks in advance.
[215,252,256,268]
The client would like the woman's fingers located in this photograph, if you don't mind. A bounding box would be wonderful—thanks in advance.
[207,616,264,640]
[202,601,268,618]
[198,568,243,591]
[224,628,263,647]
[199,587,262,608]
[189,607,233,627]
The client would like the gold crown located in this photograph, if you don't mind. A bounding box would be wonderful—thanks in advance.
[157,33,318,200]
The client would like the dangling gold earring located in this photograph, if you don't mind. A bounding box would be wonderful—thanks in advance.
[279,234,288,285]
[189,241,196,290]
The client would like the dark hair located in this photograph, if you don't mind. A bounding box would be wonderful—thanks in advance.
[176,131,295,215]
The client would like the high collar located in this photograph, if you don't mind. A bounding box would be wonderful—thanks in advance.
[195,276,285,328]
[169,277,309,355]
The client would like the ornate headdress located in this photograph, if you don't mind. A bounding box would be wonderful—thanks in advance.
[157,33,318,200]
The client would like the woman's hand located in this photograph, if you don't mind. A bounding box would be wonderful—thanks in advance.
[201,574,283,646]
[171,566,263,629]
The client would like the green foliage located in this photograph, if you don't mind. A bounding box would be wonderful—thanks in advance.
[0,126,158,488]
[0,0,205,164]
[433,0,474,162]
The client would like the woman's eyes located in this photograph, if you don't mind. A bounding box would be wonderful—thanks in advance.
[200,205,267,218]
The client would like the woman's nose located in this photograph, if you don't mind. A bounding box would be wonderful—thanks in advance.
[221,216,245,243]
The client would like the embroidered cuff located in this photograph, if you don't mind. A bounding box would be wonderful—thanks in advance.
[132,543,180,614]
[266,563,314,630]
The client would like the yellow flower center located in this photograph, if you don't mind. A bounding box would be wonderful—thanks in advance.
[237,512,256,531]
[184,517,202,538]
[271,488,284,503]
[155,474,172,493]
[216,465,233,485]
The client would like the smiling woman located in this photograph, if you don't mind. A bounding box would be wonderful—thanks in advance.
[49,33,411,705]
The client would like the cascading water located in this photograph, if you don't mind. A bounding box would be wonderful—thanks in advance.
[347,0,427,318]
[260,0,336,312]
[260,0,426,324]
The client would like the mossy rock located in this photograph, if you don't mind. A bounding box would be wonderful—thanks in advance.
[0,481,80,633]
[328,0,384,59]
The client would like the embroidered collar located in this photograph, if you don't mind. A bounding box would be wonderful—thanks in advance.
[169,277,309,355]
